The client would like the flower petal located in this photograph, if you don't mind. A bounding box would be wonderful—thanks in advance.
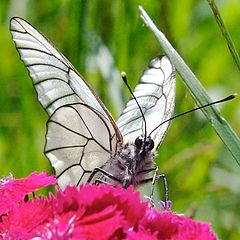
[0,172,56,216]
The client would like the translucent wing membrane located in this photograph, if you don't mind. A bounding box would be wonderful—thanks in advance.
[10,17,121,188]
[10,17,120,127]
[45,103,118,189]
[117,56,176,150]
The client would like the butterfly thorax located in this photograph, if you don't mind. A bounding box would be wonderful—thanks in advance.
[102,141,155,188]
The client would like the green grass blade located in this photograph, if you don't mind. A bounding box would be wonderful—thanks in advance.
[139,6,240,166]
[207,0,240,72]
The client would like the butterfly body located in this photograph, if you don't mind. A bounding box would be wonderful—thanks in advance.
[10,17,176,190]
[98,140,155,187]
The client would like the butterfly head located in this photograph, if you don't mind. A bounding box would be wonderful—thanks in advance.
[135,135,154,157]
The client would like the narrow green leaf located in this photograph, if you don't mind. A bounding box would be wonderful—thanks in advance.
[139,6,240,166]
[207,0,240,72]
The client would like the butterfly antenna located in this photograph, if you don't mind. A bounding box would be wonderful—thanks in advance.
[121,72,147,141]
[149,93,237,136]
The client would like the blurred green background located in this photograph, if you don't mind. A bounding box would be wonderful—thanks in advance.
[0,0,239,238]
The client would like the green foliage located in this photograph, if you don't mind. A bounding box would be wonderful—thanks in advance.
[0,0,239,238]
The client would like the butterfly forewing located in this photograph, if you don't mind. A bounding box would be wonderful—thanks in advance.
[116,56,175,150]
[10,17,120,124]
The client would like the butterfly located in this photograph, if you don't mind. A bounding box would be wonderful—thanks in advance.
[10,17,176,190]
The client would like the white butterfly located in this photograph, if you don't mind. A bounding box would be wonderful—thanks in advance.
[10,17,176,190]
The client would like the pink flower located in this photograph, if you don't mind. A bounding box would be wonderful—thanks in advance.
[0,173,217,239]
[139,209,216,240]
[0,172,56,216]
[38,185,147,239]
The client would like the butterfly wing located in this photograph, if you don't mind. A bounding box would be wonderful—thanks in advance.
[116,56,176,150]
[45,103,118,188]
[10,17,122,188]
[10,17,116,119]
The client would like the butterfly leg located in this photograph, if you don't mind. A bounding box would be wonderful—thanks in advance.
[139,167,169,209]
[137,167,157,176]
[137,167,157,207]
[87,167,123,185]
[151,168,170,210]
[94,178,112,185]
[137,166,157,186]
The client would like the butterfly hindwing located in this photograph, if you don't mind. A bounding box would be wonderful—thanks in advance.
[45,103,118,189]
